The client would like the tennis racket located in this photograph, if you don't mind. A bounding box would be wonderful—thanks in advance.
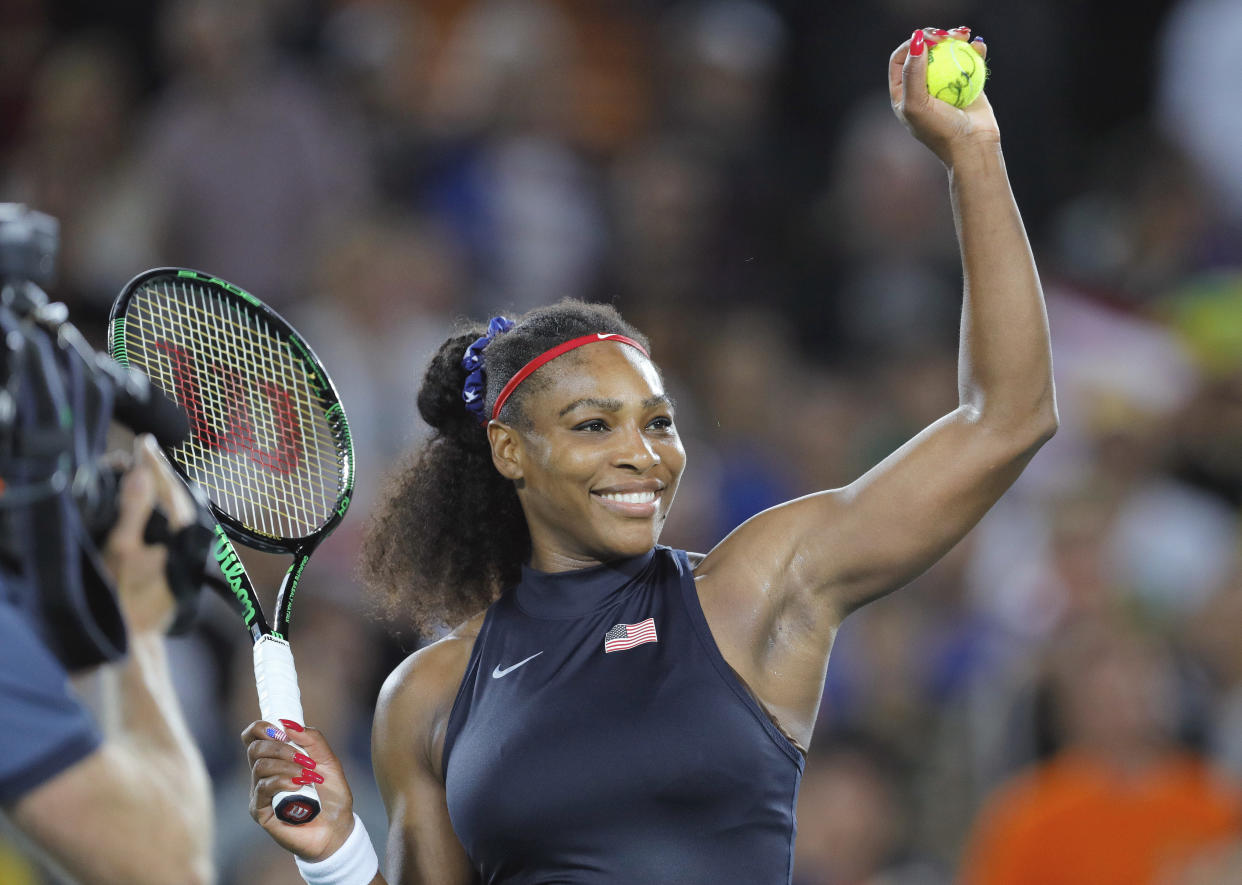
[108,268,354,825]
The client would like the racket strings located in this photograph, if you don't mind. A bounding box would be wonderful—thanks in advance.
[123,280,346,539]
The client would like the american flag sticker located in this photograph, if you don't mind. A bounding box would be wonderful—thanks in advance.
[603,617,658,653]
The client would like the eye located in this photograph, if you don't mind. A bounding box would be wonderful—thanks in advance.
[647,416,675,431]
[574,419,610,432]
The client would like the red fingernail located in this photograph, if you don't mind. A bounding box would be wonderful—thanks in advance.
[953,25,971,33]
[293,753,316,769]
[910,29,925,56]
[295,769,325,784]
[292,775,312,786]
[930,28,949,36]
[278,719,304,733]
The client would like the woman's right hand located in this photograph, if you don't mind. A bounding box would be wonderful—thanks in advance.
[241,719,357,861]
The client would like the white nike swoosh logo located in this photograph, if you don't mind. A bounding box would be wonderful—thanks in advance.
[492,651,543,679]
[595,333,616,341]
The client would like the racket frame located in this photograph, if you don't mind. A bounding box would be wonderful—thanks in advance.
[109,267,354,639]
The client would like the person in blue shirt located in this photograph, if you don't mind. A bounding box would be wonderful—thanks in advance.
[243,28,1057,885]
[1,435,214,884]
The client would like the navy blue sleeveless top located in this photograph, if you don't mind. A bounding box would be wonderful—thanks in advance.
[442,546,805,884]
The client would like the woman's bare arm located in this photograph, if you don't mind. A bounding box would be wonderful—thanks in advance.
[372,624,481,885]
[243,602,481,885]
[695,31,1056,735]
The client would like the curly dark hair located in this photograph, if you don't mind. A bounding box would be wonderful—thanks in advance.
[359,299,651,636]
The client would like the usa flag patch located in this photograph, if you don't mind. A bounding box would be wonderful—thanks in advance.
[603,617,658,653]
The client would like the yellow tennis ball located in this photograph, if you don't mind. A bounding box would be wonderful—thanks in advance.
[926,38,987,108]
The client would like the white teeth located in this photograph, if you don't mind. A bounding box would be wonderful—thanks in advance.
[598,491,657,504]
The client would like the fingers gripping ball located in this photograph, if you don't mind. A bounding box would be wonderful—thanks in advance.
[926,39,987,108]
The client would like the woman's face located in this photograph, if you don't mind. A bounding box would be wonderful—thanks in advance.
[496,343,686,570]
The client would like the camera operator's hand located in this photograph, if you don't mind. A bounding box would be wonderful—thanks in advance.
[102,434,196,635]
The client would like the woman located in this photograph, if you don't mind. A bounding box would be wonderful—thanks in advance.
[244,28,1056,885]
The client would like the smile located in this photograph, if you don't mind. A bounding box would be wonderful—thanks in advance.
[590,486,663,517]
[595,490,657,505]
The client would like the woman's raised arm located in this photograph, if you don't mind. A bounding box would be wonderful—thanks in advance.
[697,29,1056,687]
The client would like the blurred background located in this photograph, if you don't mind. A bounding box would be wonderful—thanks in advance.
[4,0,1242,882]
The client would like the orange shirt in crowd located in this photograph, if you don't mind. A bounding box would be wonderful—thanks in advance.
[959,751,1241,885]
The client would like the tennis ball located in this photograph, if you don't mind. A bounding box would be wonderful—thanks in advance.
[925,38,987,108]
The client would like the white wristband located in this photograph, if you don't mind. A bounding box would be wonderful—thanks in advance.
[295,813,379,885]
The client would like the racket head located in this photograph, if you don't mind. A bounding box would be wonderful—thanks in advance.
[108,268,355,554]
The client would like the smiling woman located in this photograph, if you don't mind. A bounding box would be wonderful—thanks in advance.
[359,300,661,635]
[241,28,1058,885]
[487,335,685,572]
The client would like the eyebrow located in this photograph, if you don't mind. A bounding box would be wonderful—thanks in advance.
[558,394,675,418]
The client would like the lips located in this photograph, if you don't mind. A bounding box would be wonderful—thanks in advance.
[596,490,657,505]
[590,482,664,517]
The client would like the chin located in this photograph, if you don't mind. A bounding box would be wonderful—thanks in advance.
[585,524,659,562]
[615,522,665,557]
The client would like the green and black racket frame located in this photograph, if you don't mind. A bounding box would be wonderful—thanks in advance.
[108,268,355,825]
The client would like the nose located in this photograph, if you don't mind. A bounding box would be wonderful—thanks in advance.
[614,422,660,471]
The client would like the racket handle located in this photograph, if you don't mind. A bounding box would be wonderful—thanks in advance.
[254,635,321,825]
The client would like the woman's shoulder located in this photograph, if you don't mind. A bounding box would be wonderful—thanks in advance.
[378,610,487,715]
[373,609,488,773]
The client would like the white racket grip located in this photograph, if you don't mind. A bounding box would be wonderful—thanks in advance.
[254,635,321,824]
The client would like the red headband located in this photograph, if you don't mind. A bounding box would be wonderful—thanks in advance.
[491,333,649,422]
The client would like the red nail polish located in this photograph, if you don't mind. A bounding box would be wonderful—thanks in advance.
[292,775,311,786]
[953,25,971,33]
[930,28,949,36]
[296,769,325,784]
[910,29,925,56]
[293,753,316,768]
[278,719,305,733]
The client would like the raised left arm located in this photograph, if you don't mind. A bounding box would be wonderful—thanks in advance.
[698,31,1056,632]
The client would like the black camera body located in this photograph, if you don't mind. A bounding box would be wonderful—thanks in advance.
[0,204,208,671]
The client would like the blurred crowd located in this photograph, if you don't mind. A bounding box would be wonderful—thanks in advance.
[4,0,1242,882]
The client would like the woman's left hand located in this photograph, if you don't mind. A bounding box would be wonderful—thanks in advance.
[889,27,999,165]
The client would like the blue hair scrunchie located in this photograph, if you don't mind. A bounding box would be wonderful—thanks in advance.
[461,316,514,422]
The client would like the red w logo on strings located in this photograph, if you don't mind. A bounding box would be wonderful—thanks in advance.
[156,340,302,474]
